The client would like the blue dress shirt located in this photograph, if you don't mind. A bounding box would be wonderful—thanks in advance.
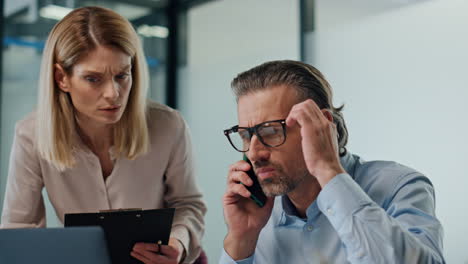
[219,152,444,263]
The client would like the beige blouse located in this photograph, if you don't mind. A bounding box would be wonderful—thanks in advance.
[1,101,206,264]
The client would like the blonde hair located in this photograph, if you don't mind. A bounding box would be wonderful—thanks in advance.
[37,6,149,171]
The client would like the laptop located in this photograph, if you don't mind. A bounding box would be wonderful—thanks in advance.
[0,226,112,264]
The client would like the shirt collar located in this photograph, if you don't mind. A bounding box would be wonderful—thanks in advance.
[277,151,357,224]
[280,195,321,223]
[340,151,358,179]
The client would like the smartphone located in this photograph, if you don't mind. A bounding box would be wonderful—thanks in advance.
[242,155,267,208]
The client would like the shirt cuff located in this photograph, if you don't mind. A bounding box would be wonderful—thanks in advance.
[317,173,372,231]
[219,248,254,264]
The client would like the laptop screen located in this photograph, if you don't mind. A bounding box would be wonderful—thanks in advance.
[0,227,111,264]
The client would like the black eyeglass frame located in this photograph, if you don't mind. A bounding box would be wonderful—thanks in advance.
[223,119,287,152]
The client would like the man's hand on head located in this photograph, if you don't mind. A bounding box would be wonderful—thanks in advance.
[286,99,345,187]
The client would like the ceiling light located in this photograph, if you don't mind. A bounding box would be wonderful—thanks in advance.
[39,5,73,20]
[137,25,169,38]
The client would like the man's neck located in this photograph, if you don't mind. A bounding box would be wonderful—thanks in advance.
[287,177,322,219]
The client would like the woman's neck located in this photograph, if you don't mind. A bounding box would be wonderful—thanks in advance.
[75,116,114,153]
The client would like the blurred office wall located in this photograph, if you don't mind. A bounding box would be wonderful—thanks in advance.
[305,0,468,263]
[178,0,300,262]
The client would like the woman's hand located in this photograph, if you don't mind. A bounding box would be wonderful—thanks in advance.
[131,237,185,264]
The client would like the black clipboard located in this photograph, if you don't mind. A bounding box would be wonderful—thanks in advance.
[64,208,175,264]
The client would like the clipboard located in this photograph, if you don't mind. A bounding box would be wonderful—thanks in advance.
[64,208,175,264]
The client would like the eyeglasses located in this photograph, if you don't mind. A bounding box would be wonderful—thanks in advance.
[223,119,287,152]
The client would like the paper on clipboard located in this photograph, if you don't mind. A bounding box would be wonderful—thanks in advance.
[64,208,175,264]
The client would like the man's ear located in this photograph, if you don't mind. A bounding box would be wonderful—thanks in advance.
[54,64,70,92]
[322,109,334,123]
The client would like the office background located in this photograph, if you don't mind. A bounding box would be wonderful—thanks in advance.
[1,0,466,263]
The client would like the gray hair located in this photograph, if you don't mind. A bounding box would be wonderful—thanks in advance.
[231,60,348,156]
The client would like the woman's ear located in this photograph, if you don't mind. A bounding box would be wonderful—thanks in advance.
[54,64,70,92]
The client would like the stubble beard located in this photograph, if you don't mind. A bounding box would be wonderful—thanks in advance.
[256,161,310,197]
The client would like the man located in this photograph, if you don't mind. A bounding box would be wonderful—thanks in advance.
[219,60,444,263]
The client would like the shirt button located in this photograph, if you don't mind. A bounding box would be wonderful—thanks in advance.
[327,208,334,215]
[357,251,365,258]
[306,225,313,232]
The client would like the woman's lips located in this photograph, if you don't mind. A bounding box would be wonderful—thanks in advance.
[100,105,121,112]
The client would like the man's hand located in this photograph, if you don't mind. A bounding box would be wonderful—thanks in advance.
[286,99,345,187]
[131,237,184,264]
[223,160,275,260]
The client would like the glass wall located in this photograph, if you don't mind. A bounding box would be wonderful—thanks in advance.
[1,0,169,225]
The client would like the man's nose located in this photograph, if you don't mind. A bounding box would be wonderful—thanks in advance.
[247,135,270,163]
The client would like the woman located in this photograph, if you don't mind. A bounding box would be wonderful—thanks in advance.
[0,6,206,264]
